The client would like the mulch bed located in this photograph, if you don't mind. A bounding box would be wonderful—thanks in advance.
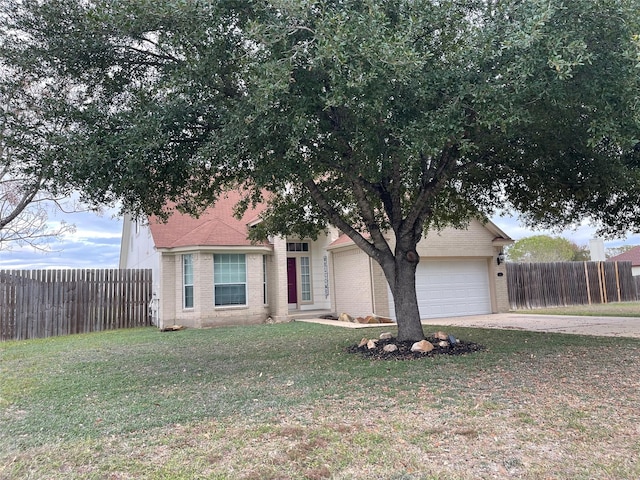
[347,335,485,360]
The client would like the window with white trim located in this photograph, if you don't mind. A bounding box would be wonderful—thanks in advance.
[263,255,268,305]
[300,256,311,302]
[214,254,247,306]
[183,254,194,309]
[287,242,309,252]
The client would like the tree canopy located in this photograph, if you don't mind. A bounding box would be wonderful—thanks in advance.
[0,62,80,250]
[2,0,640,340]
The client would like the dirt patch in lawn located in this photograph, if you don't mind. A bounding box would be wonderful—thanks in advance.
[347,334,485,360]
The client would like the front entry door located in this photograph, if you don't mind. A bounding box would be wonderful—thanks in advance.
[287,257,297,305]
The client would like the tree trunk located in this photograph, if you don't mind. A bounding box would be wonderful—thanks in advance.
[386,249,425,342]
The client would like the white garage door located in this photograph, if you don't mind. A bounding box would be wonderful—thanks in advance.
[388,259,491,319]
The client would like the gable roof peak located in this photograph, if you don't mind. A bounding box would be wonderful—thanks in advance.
[148,190,268,249]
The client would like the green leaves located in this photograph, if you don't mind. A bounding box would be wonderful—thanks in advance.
[2,0,640,238]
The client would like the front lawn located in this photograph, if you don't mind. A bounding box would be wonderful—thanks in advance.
[2,322,640,479]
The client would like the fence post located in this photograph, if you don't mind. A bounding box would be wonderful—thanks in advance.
[614,262,622,302]
[583,262,592,305]
[599,262,607,304]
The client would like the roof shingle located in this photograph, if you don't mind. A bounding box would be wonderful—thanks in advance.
[607,245,640,266]
[148,191,268,249]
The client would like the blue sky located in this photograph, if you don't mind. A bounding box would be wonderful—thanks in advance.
[0,208,123,270]
[1,205,640,270]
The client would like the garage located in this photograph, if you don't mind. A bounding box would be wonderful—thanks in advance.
[388,258,492,319]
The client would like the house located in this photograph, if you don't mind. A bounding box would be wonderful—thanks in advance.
[607,246,640,276]
[119,191,513,329]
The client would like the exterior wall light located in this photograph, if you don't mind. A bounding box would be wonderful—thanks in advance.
[497,252,505,265]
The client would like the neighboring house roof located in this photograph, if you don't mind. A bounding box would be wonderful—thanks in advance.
[149,190,269,249]
[606,246,640,266]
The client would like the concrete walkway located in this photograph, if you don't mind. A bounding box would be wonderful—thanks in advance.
[297,313,640,338]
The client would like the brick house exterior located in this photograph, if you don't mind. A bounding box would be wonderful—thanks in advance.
[328,219,511,320]
[119,192,513,328]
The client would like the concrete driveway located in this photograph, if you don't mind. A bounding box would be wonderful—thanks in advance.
[420,313,640,338]
[298,313,640,338]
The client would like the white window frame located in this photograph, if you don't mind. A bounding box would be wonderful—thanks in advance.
[183,254,194,309]
[300,256,311,302]
[263,255,268,305]
[213,253,247,307]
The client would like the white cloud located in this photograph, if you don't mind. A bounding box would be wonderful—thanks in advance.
[0,209,123,270]
[490,212,640,250]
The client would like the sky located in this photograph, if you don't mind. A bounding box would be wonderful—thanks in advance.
[2,205,640,270]
[0,208,123,270]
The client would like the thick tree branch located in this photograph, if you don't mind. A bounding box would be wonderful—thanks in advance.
[402,144,458,237]
[303,178,392,262]
[117,44,181,65]
[0,180,41,230]
[350,177,391,254]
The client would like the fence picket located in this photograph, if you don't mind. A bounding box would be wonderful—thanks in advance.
[0,269,152,341]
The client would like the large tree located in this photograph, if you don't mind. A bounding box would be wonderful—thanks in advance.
[2,0,639,340]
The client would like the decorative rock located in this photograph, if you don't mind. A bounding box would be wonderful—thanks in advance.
[339,312,355,323]
[160,325,185,332]
[358,338,369,348]
[379,332,393,340]
[356,316,368,324]
[434,331,448,341]
[411,340,434,353]
[376,316,394,324]
[383,344,398,353]
[367,339,378,350]
[438,341,449,348]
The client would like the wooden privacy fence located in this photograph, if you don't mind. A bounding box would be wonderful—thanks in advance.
[0,269,152,341]
[507,261,637,310]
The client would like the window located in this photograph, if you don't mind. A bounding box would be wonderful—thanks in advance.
[214,254,247,306]
[183,254,194,309]
[287,242,309,252]
[300,256,311,301]
[263,255,268,305]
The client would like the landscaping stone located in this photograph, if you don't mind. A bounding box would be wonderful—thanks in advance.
[383,344,398,353]
[347,335,485,360]
[411,340,434,353]
[379,332,393,340]
[374,316,394,324]
[337,312,394,324]
[339,312,355,323]
[160,325,185,332]
[434,331,449,340]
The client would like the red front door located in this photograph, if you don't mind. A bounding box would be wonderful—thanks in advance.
[287,257,297,304]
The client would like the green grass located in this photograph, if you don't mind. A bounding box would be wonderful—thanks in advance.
[514,301,640,317]
[2,322,640,479]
